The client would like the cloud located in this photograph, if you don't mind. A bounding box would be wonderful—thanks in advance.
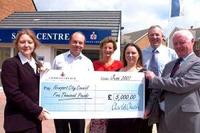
[165,0,200,36]
[34,0,200,35]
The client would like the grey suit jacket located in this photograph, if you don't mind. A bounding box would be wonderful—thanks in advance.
[149,53,200,133]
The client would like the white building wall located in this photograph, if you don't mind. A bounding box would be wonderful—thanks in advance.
[36,45,52,69]
[112,29,121,60]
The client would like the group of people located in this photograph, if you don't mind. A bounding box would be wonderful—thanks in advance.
[1,24,200,133]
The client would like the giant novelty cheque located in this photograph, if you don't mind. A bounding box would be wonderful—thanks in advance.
[39,70,145,119]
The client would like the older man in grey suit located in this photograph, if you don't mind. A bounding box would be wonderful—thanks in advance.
[145,29,200,133]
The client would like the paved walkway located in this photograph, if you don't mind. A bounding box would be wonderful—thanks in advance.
[0,91,5,133]
[0,91,55,133]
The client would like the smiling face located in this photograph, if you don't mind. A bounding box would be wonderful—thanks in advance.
[122,43,143,67]
[14,29,40,60]
[148,27,164,48]
[172,30,194,58]
[101,42,115,60]
[17,34,35,59]
[69,32,85,57]
[125,45,139,66]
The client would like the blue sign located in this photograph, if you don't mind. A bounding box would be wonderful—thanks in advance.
[0,28,112,45]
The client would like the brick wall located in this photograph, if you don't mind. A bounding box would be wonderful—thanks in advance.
[136,35,150,49]
[0,0,36,20]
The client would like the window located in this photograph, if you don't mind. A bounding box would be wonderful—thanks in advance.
[0,47,11,69]
[0,47,11,88]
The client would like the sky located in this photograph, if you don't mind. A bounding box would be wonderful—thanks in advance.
[34,0,200,36]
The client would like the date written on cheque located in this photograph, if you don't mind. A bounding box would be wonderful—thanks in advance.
[113,93,136,101]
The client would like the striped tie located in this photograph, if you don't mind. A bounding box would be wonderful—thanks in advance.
[170,58,183,77]
[149,49,159,76]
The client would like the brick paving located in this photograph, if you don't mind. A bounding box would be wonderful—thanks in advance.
[0,91,5,133]
[0,91,55,133]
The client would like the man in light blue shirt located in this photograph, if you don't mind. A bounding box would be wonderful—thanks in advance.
[52,32,94,133]
[142,25,177,133]
[143,25,177,77]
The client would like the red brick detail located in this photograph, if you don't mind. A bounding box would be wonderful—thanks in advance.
[0,0,36,20]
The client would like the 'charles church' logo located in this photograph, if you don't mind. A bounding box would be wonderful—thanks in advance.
[90,32,97,40]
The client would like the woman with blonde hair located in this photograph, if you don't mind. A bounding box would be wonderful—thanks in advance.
[1,29,49,133]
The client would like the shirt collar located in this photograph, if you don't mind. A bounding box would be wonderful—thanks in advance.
[150,44,166,53]
[66,51,83,60]
[181,52,194,61]
[18,52,36,65]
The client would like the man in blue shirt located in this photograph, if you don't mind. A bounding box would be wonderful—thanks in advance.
[142,25,177,133]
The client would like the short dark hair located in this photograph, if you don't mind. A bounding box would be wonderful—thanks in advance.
[100,36,117,51]
[99,36,117,59]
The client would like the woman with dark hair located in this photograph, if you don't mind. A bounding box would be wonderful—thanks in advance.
[107,43,152,133]
[1,29,49,133]
[121,43,143,71]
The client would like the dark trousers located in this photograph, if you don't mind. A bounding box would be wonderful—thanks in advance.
[140,119,153,133]
[54,119,85,133]
[107,118,152,133]
[6,124,42,133]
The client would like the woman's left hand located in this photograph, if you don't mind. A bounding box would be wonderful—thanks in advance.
[38,109,51,121]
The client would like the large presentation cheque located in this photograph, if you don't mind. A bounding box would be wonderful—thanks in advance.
[39,70,145,119]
